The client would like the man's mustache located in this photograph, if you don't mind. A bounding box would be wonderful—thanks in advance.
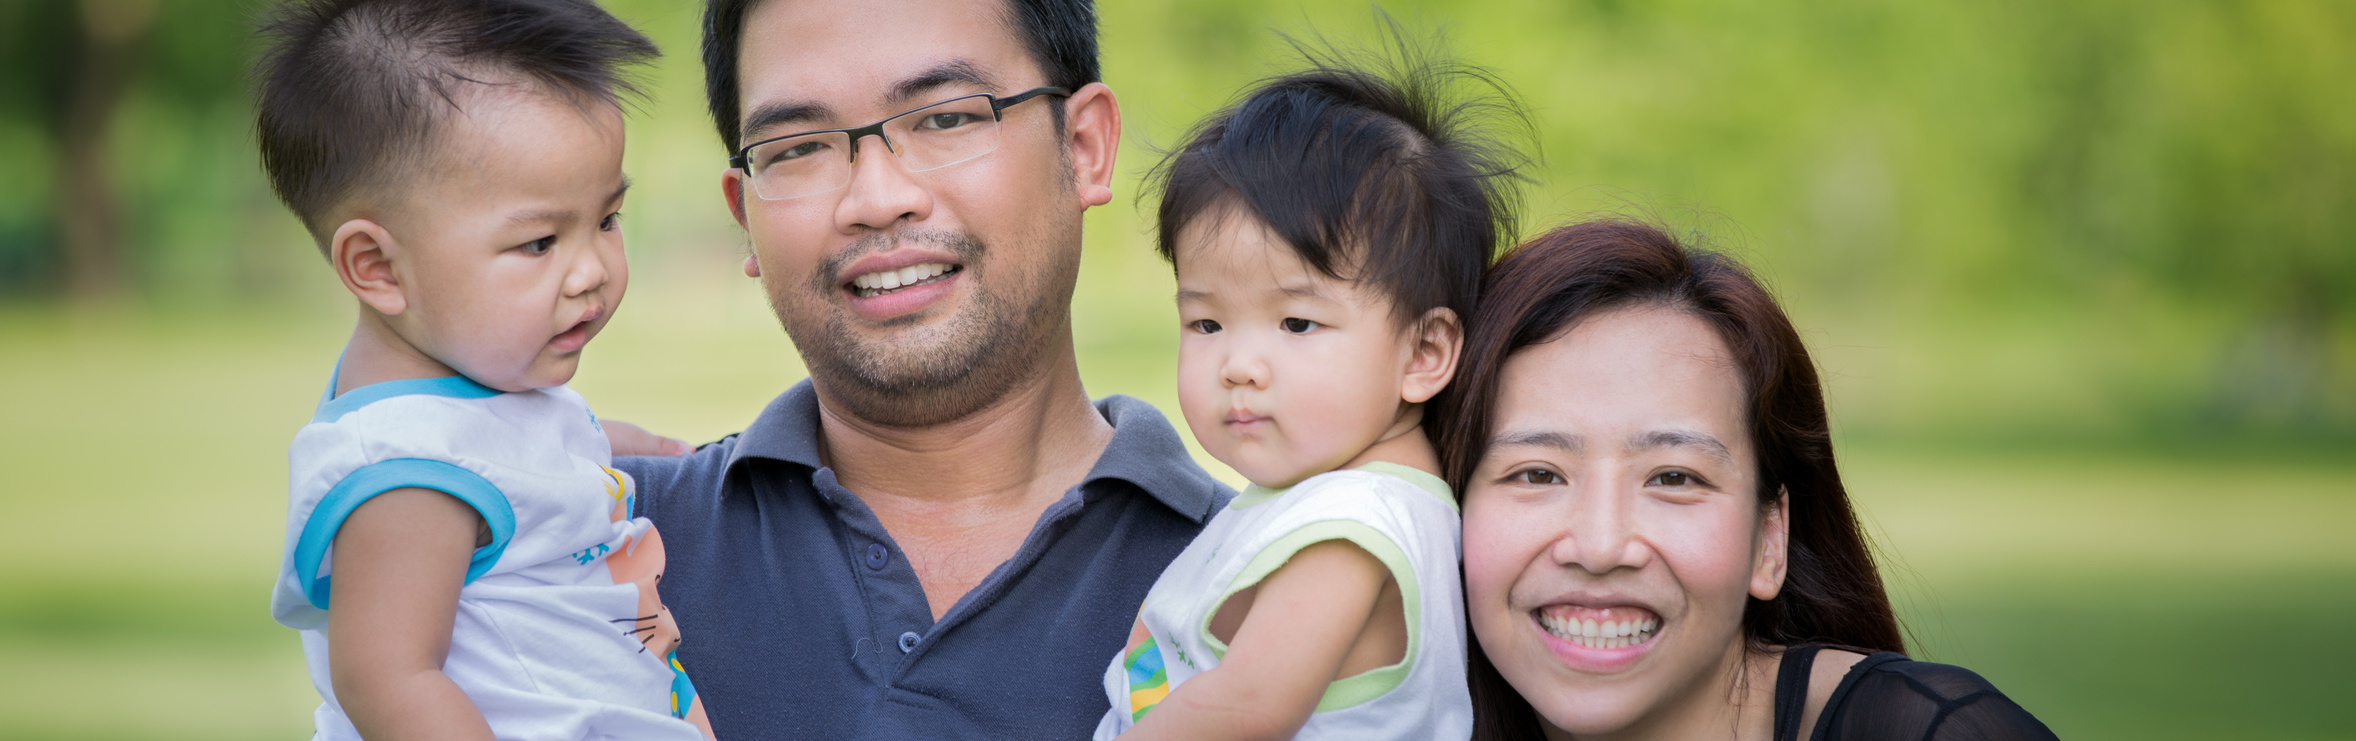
[810,228,988,290]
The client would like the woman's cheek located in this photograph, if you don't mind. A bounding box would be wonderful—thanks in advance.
[1641,499,1761,603]
[1461,490,1535,616]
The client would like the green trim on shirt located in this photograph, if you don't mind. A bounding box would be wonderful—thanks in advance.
[1196,519,1422,712]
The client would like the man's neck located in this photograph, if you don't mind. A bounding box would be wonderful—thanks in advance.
[813,351,1113,509]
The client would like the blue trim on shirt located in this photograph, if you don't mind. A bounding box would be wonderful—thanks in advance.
[314,375,503,424]
[294,458,517,610]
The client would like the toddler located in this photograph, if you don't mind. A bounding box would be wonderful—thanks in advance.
[1096,41,1525,741]
[255,0,711,738]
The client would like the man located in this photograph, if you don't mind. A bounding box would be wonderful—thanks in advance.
[611,0,1232,737]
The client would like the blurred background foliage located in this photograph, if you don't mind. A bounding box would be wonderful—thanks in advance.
[1,0,2350,739]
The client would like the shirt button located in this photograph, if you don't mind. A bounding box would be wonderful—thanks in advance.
[864,543,890,570]
[897,631,921,653]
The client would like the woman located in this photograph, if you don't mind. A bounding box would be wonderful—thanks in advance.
[1432,221,2055,740]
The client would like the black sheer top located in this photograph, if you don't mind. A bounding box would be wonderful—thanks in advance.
[1773,645,2058,741]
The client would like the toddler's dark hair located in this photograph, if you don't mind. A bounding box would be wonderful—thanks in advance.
[1151,22,1530,325]
[253,0,659,248]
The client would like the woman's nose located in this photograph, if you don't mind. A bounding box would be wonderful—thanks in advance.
[1550,485,1650,575]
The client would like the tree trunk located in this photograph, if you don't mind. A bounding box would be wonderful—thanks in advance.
[57,0,154,302]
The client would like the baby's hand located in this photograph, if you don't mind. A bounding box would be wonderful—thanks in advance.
[605,419,693,457]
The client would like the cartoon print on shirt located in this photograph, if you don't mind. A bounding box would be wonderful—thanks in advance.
[599,467,715,737]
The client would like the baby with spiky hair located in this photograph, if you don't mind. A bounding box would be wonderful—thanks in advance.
[253,0,711,738]
[1096,27,1528,741]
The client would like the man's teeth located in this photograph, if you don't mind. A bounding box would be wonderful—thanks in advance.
[851,263,955,295]
[1538,610,1661,649]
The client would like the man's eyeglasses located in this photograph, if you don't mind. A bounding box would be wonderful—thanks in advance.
[730,86,1071,201]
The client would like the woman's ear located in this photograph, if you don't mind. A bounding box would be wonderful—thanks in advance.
[1400,307,1463,404]
[330,219,408,317]
[1750,488,1791,601]
[1061,82,1121,209]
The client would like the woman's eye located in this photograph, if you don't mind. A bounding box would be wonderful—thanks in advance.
[1281,317,1317,334]
[1190,319,1222,334]
[599,212,622,231]
[1648,471,1696,487]
[918,112,978,131]
[1514,468,1564,486]
[520,236,555,255]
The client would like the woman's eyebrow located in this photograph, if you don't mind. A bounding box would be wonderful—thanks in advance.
[1491,430,1581,453]
[1627,429,1733,463]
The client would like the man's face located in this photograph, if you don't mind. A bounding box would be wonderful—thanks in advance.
[727,0,1090,428]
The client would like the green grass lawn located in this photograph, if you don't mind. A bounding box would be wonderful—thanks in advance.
[3,271,2349,740]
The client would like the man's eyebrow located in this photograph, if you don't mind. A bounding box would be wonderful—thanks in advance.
[739,101,834,145]
[1627,429,1733,463]
[886,60,998,107]
[1491,430,1582,453]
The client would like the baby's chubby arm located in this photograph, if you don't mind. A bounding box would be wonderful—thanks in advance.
[1119,540,1398,741]
[326,488,495,741]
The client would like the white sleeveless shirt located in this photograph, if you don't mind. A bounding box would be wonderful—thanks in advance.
[270,376,703,741]
[1095,462,1471,740]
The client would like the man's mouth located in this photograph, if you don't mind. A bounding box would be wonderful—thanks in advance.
[848,262,959,298]
[1536,604,1661,650]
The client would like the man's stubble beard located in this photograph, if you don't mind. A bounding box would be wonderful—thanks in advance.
[769,218,1082,430]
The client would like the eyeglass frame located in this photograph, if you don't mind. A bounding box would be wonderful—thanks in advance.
[727,86,1072,199]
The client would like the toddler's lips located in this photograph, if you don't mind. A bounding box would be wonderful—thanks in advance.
[550,309,600,353]
[1223,410,1270,427]
[549,322,592,353]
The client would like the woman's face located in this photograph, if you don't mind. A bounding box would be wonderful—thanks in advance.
[1462,304,1788,737]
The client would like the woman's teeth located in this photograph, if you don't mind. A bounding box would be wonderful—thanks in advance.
[1538,607,1661,649]
[851,263,955,297]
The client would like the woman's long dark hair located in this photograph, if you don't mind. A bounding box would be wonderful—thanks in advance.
[1431,220,1905,739]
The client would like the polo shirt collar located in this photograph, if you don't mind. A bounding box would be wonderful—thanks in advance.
[725,379,1226,524]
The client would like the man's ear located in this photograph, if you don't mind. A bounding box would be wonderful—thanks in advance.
[330,219,408,316]
[1399,307,1463,404]
[1061,82,1120,209]
[721,166,751,229]
[1750,488,1791,601]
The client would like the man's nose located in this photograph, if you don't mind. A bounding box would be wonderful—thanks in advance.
[833,132,934,233]
[1550,480,1649,575]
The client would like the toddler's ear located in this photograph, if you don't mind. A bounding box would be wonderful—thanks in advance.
[331,219,408,316]
[1400,307,1463,404]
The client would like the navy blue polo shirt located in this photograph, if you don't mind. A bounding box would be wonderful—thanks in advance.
[618,380,1232,740]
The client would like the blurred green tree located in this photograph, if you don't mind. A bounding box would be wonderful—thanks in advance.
[0,0,252,302]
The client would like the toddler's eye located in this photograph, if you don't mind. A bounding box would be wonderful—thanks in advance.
[1281,317,1317,334]
[520,236,555,255]
[1190,319,1222,334]
[600,212,622,231]
[1514,468,1565,486]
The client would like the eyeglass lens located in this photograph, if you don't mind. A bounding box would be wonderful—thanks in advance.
[743,95,1004,201]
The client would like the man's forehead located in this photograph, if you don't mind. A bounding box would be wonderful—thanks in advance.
[737,0,1033,123]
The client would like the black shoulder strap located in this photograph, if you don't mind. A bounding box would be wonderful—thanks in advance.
[1773,645,1825,741]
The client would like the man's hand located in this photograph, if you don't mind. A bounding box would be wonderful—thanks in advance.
[605,419,693,457]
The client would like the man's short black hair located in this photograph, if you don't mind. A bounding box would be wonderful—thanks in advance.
[253,0,659,246]
[701,0,1099,154]
[1151,28,1530,327]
